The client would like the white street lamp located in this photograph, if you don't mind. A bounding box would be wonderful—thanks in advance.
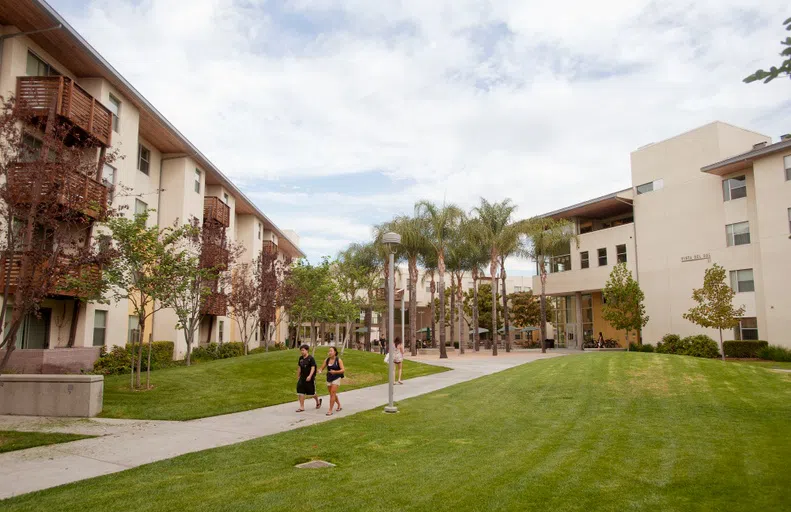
[382,231,400,413]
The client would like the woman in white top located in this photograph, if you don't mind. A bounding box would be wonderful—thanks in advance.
[393,337,405,384]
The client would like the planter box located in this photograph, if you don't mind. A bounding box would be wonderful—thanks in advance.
[0,348,101,374]
[0,374,103,417]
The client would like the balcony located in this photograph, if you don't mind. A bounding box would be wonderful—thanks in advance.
[262,240,277,255]
[201,292,227,316]
[203,197,230,227]
[7,162,108,220]
[0,253,101,298]
[200,241,230,270]
[15,76,113,147]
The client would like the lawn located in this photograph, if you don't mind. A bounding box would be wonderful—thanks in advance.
[5,353,790,512]
[729,359,791,370]
[101,348,447,421]
[0,431,92,454]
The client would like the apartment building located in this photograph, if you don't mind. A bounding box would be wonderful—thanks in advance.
[532,121,791,349]
[0,0,303,370]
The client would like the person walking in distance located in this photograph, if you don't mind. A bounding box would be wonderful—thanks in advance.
[393,337,405,384]
[319,346,345,416]
[295,344,322,412]
[379,336,387,355]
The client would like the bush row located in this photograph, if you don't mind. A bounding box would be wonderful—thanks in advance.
[191,342,245,362]
[629,343,655,353]
[249,342,288,354]
[722,340,769,358]
[757,345,791,362]
[92,342,177,375]
[656,334,720,359]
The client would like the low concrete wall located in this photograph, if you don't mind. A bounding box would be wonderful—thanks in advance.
[0,348,101,374]
[0,374,103,417]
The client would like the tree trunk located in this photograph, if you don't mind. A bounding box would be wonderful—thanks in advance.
[719,328,725,362]
[430,279,436,349]
[67,299,81,348]
[501,263,511,353]
[129,328,136,389]
[438,256,447,359]
[364,306,372,351]
[540,263,548,354]
[472,270,480,352]
[310,321,317,356]
[186,330,192,366]
[457,276,464,355]
[450,280,455,351]
[491,259,498,356]
[409,258,418,356]
[136,313,145,389]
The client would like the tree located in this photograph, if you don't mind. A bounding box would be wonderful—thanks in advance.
[522,218,577,353]
[463,283,502,340]
[258,249,293,351]
[682,263,745,361]
[104,211,192,389]
[337,242,381,351]
[161,220,233,365]
[415,200,463,359]
[285,258,337,356]
[420,251,439,349]
[0,96,117,372]
[509,290,540,332]
[744,17,791,84]
[226,261,260,358]
[601,263,649,348]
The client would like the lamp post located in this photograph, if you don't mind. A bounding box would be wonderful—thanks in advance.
[398,288,405,356]
[383,232,401,413]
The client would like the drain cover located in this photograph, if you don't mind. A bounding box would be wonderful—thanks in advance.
[295,460,336,469]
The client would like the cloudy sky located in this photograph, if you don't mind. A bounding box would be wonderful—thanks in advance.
[51,0,789,274]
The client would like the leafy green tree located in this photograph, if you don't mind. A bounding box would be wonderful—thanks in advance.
[463,283,502,340]
[286,258,338,355]
[509,290,540,330]
[682,263,745,361]
[744,17,791,84]
[601,263,649,348]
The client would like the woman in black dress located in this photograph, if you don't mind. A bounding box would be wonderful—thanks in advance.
[319,346,345,416]
[296,345,322,412]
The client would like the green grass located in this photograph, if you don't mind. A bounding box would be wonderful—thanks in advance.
[5,353,790,512]
[729,360,791,370]
[101,348,447,421]
[0,431,92,454]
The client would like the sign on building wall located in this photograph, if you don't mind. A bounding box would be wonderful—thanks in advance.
[680,253,711,263]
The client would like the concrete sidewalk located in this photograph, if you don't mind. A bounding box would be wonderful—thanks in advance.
[0,350,566,500]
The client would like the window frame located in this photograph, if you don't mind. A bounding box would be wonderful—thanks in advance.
[597,248,607,266]
[102,163,116,202]
[725,221,751,247]
[92,310,108,347]
[108,94,121,133]
[580,251,589,269]
[134,198,148,217]
[734,317,759,341]
[722,175,747,201]
[785,155,791,181]
[194,169,201,194]
[137,144,151,175]
[616,244,627,264]
[729,269,755,293]
[26,50,60,77]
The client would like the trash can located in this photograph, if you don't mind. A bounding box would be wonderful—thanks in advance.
[545,339,555,349]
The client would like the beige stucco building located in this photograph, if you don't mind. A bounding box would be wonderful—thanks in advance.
[533,122,790,349]
[0,0,303,370]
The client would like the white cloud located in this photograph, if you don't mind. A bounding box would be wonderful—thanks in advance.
[54,0,791,268]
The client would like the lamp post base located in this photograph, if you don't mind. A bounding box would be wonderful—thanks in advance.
[384,405,399,414]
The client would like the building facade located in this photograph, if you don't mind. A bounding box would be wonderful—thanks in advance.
[533,122,791,349]
[0,1,304,368]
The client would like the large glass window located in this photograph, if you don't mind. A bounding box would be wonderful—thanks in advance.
[581,294,593,343]
[26,51,60,77]
[598,248,607,266]
[194,169,202,194]
[734,317,759,341]
[93,310,107,347]
[137,144,150,175]
[135,199,148,217]
[108,94,121,133]
[729,269,754,293]
[616,244,627,263]
[580,251,589,269]
[722,176,747,201]
[726,222,750,246]
[127,315,139,344]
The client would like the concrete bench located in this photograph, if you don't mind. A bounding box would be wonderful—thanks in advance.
[0,374,103,417]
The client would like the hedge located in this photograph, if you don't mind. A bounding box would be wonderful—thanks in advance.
[629,343,655,353]
[92,342,176,375]
[656,334,719,359]
[191,342,245,362]
[757,345,791,362]
[723,340,769,358]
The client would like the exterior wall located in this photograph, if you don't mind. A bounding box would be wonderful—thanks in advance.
[632,122,770,343]
[590,292,629,345]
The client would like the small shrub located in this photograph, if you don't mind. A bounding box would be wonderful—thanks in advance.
[757,345,791,362]
[92,342,176,375]
[723,340,769,358]
[453,342,459,349]
[681,335,720,359]
[191,342,246,362]
[656,334,687,355]
[219,342,245,359]
[629,343,655,353]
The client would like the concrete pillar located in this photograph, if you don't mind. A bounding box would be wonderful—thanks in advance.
[575,292,584,350]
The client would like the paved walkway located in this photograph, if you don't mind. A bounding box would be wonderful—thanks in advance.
[0,350,568,499]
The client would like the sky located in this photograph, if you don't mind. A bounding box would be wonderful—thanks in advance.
[51,0,790,275]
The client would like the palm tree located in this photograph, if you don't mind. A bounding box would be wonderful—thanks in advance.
[420,251,438,350]
[461,218,490,352]
[388,215,429,356]
[521,218,577,353]
[472,198,525,356]
[415,200,463,359]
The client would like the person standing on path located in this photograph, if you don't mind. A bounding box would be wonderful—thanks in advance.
[318,346,345,416]
[393,337,405,384]
[379,336,387,355]
[296,344,322,412]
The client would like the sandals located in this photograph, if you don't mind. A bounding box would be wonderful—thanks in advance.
[325,411,333,416]
[316,398,323,409]
[296,409,305,413]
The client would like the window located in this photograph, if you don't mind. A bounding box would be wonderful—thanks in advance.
[128,315,140,344]
[93,311,107,347]
[135,199,148,217]
[26,51,59,77]
[108,94,121,133]
[426,286,431,293]
[726,221,750,246]
[219,320,225,343]
[194,169,201,194]
[785,155,791,181]
[730,269,755,293]
[580,251,589,269]
[598,248,607,266]
[581,294,593,343]
[514,286,522,292]
[722,175,747,201]
[102,164,116,202]
[734,317,759,341]
[258,223,262,240]
[616,244,627,263]
[788,208,791,233]
[636,179,663,195]
[223,192,230,205]
[137,144,150,175]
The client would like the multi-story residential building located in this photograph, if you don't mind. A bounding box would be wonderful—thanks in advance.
[0,0,303,371]
[533,122,791,349]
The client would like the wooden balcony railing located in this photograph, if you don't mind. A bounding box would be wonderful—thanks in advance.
[201,292,227,316]
[262,240,277,254]
[15,76,113,147]
[0,253,101,298]
[7,162,108,219]
[203,197,230,227]
[200,241,230,270]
